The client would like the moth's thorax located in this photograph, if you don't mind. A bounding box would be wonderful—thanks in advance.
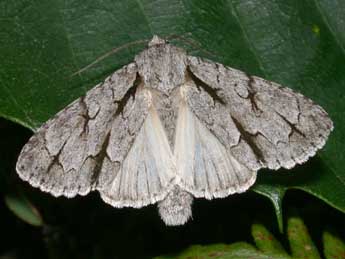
[135,43,187,94]
[150,88,182,147]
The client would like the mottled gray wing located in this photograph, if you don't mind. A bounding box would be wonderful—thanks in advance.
[187,56,333,171]
[16,63,152,199]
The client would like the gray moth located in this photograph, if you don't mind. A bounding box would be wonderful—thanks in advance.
[16,35,333,226]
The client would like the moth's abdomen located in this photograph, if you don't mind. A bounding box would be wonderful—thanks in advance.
[158,186,193,226]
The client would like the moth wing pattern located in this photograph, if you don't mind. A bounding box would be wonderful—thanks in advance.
[174,85,256,199]
[187,56,333,171]
[16,62,157,200]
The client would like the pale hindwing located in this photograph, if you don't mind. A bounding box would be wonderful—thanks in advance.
[187,56,333,171]
[174,86,256,199]
[100,101,176,208]
[16,63,139,198]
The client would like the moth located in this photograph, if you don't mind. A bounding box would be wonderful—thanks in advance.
[16,35,333,226]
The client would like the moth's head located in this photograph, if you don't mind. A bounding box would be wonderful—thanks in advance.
[135,35,187,94]
[148,35,167,47]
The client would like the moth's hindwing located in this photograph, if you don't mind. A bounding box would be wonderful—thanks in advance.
[174,84,257,199]
[100,100,176,208]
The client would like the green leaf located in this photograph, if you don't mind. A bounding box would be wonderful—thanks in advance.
[4,192,44,227]
[251,223,288,256]
[1,0,344,227]
[287,215,321,259]
[323,231,345,259]
[155,216,340,259]
[155,242,290,259]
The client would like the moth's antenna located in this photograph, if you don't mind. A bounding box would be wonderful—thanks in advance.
[166,33,215,57]
[71,39,149,77]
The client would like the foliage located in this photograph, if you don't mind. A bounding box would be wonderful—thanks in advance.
[155,215,345,259]
[4,192,43,227]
